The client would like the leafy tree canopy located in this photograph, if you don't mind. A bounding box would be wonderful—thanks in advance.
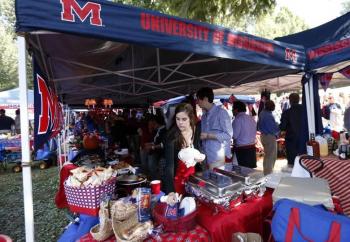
[112,0,276,24]
[341,0,350,14]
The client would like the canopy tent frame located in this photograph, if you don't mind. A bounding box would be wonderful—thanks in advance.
[26,30,298,106]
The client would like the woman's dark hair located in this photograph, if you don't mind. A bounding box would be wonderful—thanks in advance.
[265,100,275,111]
[174,103,196,149]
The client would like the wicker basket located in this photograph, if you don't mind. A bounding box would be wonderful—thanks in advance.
[153,202,197,232]
[111,200,138,221]
[90,223,113,241]
[112,212,152,242]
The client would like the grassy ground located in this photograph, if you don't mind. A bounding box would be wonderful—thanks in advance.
[0,165,67,242]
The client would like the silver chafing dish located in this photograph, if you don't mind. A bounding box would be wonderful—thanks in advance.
[215,164,264,185]
[186,168,266,208]
[188,170,242,197]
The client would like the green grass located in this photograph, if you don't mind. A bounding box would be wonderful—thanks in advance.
[0,165,67,241]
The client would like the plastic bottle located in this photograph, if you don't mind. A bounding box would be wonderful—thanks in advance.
[315,136,328,157]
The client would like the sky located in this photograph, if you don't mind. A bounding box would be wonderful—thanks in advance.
[277,0,346,27]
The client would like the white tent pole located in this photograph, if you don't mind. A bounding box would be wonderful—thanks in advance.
[309,75,316,134]
[18,36,35,242]
[57,133,62,169]
[304,80,312,139]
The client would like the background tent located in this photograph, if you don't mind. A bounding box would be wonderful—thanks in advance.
[0,88,34,119]
[275,12,350,149]
[0,88,34,108]
[276,12,350,71]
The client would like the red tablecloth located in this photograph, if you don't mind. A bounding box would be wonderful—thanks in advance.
[197,189,273,242]
[302,157,350,216]
[78,225,209,242]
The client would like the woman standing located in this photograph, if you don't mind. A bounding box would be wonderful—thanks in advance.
[257,100,279,175]
[163,103,204,194]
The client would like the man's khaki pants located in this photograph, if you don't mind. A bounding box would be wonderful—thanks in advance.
[261,134,277,175]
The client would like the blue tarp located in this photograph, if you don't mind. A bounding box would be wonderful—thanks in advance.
[276,12,350,70]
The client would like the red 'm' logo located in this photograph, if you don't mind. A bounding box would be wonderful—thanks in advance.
[37,74,60,135]
[60,0,102,26]
[285,48,297,63]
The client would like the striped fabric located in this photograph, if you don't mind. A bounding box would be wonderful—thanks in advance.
[302,157,350,216]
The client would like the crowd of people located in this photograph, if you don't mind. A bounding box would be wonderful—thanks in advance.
[68,87,350,193]
[0,109,21,134]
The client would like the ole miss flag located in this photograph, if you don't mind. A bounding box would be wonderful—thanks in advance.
[317,73,333,91]
[34,58,63,150]
[340,65,350,79]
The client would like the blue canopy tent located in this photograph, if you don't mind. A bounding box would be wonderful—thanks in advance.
[277,12,350,152]
[16,0,306,108]
[15,0,308,240]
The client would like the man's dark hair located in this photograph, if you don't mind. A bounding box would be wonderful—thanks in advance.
[289,93,299,105]
[265,100,275,111]
[0,109,5,115]
[196,87,214,103]
[15,109,20,115]
[232,101,246,112]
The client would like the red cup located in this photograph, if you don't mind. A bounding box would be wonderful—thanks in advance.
[150,180,161,194]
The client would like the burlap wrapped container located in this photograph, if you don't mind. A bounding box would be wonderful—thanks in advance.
[112,212,152,242]
[90,200,114,241]
[111,200,138,221]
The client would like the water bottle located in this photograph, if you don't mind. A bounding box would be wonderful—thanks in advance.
[11,125,15,136]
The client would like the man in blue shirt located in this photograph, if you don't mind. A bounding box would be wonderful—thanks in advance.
[196,87,233,169]
[257,100,279,175]
[232,101,257,168]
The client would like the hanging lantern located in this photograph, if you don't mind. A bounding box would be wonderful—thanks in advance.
[103,98,113,108]
[85,98,96,109]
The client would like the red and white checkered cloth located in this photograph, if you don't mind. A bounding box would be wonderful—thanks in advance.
[78,225,209,242]
[302,157,350,216]
[78,233,115,242]
[145,225,210,242]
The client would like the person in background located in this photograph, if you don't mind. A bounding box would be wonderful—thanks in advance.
[280,93,303,168]
[232,101,257,168]
[15,109,21,134]
[322,94,341,120]
[0,109,15,133]
[258,100,279,175]
[196,87,233,169]
[144,115,166,181]
[73,112,85,137]
[127,109,141,163]
[344,104,350,133]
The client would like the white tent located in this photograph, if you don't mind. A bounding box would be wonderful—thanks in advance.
[0,88,34,119]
